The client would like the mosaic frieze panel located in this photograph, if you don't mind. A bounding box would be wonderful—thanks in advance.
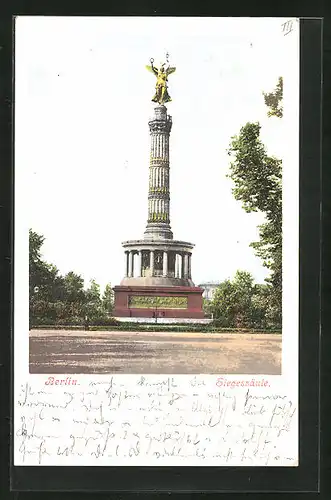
[128,295,188,309]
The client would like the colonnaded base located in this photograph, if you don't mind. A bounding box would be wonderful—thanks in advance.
[113,286,205,319]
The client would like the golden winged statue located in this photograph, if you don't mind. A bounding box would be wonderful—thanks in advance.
[146,57,176,105]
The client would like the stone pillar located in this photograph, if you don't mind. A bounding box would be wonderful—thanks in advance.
[131,251,135,278]
[150,250,154,277]
[125,252,129,277]
[188,254,192,279]
[128,251,133,278]
[181,254,185,279]
[184,253,189,279]
[137,251,142,278]
[145,106,173,240]
[163,251,168,277]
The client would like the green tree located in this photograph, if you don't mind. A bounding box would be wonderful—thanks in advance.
[85,279,101,302]
[210,271,269,329]
[84,279,102,320]
[227,78,283,327]
[29,230,115,326]
[29,230,87,325]
[29,229,67,325]
[263,76,283,118]
[29,229,60,300]
[29,229,44,273]
[63,271,85,302]
[29,228,66,317]
[202,298,212,318]
[250,283,269,329]
[102,283,114,314]
[210,278,235,327]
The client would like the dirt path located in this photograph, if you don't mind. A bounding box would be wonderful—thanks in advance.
[29,329,281,375]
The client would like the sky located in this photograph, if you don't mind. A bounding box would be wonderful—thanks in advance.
[15,16,298,292]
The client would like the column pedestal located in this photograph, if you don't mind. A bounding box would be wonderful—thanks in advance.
[113,285,205,319]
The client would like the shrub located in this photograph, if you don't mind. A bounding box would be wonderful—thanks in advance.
[31,322,281,334]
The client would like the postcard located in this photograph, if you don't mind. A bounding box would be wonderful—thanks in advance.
[14,16,299,467]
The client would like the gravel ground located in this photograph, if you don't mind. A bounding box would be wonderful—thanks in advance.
[29,329,282,375]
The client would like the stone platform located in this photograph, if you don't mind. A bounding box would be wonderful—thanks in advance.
[113,285,204,319]
[114,317,213,324]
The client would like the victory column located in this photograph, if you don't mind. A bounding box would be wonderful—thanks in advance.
[113,55,204,320]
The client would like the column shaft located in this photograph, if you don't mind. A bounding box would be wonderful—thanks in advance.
[163,251,168,277]
[146,108,172,235]
[137,251,142,277]
[181,254,185,279]
[128,251,133,278]
[184,253,189,279]
[150,250,154,276]
[175,254,179,278]
[125,252,129,277]
[131,251,135,277]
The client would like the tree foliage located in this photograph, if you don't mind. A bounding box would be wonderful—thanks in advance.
[263,76,283,118]
[210,271,271,329]
[29,229,60,299]
[62,272,85,303]
[102,283,114,314]
[227,78,283,327]
[29,230,114,326]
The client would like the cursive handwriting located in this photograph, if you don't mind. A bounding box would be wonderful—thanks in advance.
[15,377,298,466]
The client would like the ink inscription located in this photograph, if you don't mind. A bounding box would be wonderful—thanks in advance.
[15,376,297,466]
